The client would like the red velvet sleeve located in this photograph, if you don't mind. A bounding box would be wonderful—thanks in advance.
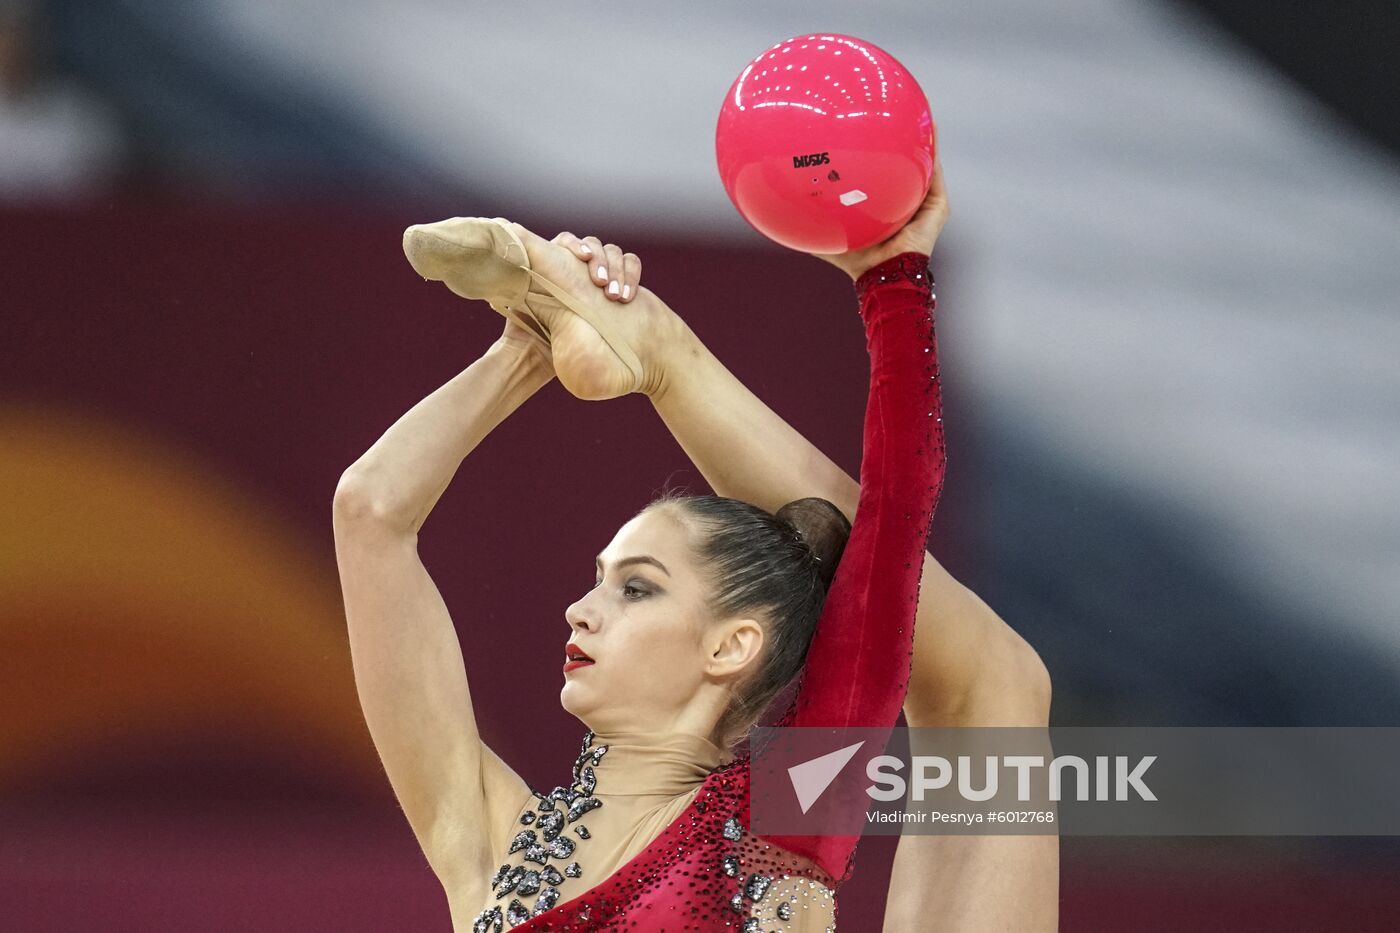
[765,250,947,880]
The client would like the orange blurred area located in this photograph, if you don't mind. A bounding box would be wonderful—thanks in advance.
[0,403,380,797]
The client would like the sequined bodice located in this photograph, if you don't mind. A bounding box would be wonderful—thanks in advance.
[471,252,945,931]
[471,732,838,932]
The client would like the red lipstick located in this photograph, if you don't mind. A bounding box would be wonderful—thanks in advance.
[564,643,594,674]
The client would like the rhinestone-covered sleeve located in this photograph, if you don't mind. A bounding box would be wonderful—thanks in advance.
[766,250,947,880]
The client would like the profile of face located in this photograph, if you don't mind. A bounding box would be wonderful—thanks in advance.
[560,505,764,737]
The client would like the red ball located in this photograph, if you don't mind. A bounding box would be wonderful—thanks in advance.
[715,34,936,253]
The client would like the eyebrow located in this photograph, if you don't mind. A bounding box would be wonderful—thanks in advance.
[595,554,671,577]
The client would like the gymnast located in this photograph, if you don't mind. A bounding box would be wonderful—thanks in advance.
[332,159,1056,930]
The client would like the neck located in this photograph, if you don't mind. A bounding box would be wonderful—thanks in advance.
[568,728,725,798]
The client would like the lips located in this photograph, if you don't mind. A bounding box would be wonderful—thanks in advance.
[564,643,595,673]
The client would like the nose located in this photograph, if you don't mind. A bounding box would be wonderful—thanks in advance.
[565,592,598,633]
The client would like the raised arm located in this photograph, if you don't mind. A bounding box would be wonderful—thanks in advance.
[726,251,942,887]
[331,321,547,919]
[775,253,945,730]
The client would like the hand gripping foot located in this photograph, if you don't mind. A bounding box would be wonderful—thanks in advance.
[402,216,644,393]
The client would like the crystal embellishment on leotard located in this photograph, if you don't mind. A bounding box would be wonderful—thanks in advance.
[777,901,793,921]
[743,920,761,933]
[472,905,502,933]
[505,899,530,926]
[745,873,773,902]
[538,809,564,841]
[729,891,745,913]
[567,795,602,822]
[474,732,611,930]
[722,854,741,877]
[854,251,935,305]
[533,886,560,915]
[494,864,524,898]
[723,816,744,840]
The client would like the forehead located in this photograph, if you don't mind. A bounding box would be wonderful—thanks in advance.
[600,506,691,562]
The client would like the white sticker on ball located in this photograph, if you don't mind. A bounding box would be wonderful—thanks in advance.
[839,189,868,206]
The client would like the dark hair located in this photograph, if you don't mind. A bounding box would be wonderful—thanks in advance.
[642,489,851,750]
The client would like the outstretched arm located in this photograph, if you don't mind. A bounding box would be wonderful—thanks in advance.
[773,251,945,731]
[332,322,548,922]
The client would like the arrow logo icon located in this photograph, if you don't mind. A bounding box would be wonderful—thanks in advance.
[787,741,866,813]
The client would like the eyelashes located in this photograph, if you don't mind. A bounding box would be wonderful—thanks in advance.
[592,578,650,600]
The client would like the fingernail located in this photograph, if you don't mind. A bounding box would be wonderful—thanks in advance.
[607,279,620,296]
[580,243,593,256]
[622,284,632,300]
[596,265,608,281]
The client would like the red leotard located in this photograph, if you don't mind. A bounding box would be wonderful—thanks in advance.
[480,252,945,931]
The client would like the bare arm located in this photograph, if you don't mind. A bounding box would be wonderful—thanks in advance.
[332,326,549,913]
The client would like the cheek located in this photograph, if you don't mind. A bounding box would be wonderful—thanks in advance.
[616,617,706,688]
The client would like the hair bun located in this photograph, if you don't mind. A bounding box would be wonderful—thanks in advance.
[776,497,852,590]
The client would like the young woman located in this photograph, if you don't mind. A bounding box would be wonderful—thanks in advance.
[333,161,1056,931]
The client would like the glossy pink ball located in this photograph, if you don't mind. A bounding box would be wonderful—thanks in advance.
[716,33,936,253]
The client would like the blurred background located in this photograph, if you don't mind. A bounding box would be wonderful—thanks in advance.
[3,0,1398,929]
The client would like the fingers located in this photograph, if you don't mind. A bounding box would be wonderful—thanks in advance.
[601,242,626,299]
[553,230,596,266]
[928,156,948,214]
[579,235,609,288]
[619,252,641,301]
[551,230,643,302]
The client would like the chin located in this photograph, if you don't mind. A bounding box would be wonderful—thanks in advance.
[559,681,592,719]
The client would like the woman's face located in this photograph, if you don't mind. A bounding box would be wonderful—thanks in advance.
[560,506,755,733]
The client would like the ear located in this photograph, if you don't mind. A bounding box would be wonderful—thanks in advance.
[706,618,765,679]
